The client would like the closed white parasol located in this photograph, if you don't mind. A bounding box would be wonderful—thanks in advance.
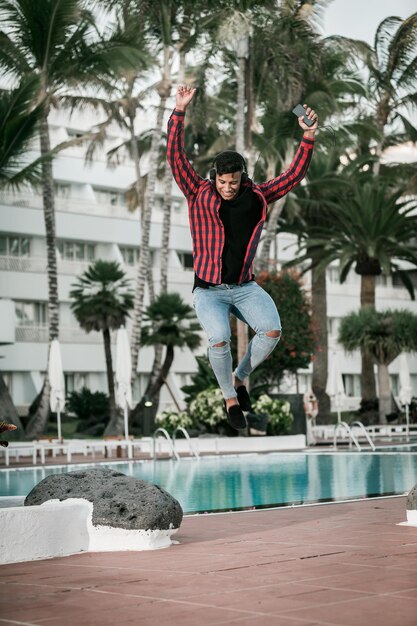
[326,351,347,424]
[115,326,133,441]
[48,339,66,440]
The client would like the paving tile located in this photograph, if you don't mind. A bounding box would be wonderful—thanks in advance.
[180,582,375,614]
[279,594,417,626]
[296,567,417,595]
[1,497,415,626]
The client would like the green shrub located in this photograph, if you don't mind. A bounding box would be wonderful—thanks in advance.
[155,409,194,435]
[66,387,109,436]
[252,394,293,435]
[189,388,226,430]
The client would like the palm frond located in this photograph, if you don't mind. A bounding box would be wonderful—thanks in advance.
[0,76,45,188]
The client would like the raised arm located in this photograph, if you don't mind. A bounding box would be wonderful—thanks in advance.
[167,85,202,200]
[258,105,318,204]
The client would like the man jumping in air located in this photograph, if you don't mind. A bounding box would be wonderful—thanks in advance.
[167,85,318,431]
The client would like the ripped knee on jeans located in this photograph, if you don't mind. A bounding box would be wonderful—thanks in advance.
[212,341,227,347]
[266,329,281,339]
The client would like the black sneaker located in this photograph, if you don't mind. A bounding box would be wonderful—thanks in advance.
[224,402,248,431]
[235,385,252,412]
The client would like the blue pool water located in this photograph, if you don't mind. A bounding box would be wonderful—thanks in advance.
[2,451,417,513]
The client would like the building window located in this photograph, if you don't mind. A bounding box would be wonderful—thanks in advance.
[94,187,125,207]
[15,301,48,326]
[327,266,340,283]
[177,252,194,270]
[327,317,340,338]
[0,235,30,257]
[342,374,361,397]
[119,246,154,266]
[390,374,399,397]
[57,240,95,261]
[54,183,71,199]
[65,373,89,397]
[120,246,140,265]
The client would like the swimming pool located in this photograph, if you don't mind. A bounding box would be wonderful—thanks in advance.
[2,451,417,514]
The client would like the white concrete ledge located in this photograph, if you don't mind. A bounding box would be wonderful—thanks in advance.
[0,498,178,564]
[406,509,417,526]
[166,434,306,456]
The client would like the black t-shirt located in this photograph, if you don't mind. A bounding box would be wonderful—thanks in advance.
[194,185,262,290]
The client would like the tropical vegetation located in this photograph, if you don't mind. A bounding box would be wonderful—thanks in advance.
[69,260,134,434]
[339,309,417,423]
[1,0,416,433]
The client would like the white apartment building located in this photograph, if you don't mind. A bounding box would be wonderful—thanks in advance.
[1,109,417,415]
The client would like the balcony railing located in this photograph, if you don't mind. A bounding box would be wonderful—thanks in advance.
[0,255,92,275]
[15,325,115,344]
[0,190,189,225]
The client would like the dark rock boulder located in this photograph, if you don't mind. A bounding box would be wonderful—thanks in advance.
[406,484,417,510]
[24,468,183,531]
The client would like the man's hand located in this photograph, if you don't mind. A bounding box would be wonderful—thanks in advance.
[176,85,196,112]
[298,104,318,137]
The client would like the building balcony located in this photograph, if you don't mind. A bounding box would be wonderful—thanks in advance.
[0,255,90,276]
[0,190,189,226]
[0,300,15,345]
[15,325,115,344]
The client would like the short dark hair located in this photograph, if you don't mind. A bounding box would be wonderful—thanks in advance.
[213,151,246,176]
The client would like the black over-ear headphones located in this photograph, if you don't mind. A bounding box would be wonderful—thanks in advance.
[209,152,248,184]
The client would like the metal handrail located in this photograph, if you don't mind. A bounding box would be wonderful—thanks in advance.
[333,421,362,451]
[152,428,180,461]
[350,421,376,451]
[173,427,199,458]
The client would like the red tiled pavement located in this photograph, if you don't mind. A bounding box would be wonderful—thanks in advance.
[0,496,416,626]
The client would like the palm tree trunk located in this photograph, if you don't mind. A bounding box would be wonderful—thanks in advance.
[130,96,167,384]
[103,328,121,435]
[131,346,175,432]
[360,274,377,402]
[0,373,24,438]
[128,115,145,219]
[244,37,255,171]
[311,265,331,420]
[377,363,391,424]
[160,160,173,294]
[258,197,285,271]
[132,162,173,427]
[235,54,249,367]
[130,44,172,386]
[25,113,59,438]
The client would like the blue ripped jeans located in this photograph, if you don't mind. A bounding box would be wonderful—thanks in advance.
[192,281,281,399]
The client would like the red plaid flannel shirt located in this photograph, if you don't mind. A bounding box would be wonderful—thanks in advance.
[167,109,315,284]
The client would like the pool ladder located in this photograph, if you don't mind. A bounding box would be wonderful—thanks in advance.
[152,427,199,460]
[333,421,375,451]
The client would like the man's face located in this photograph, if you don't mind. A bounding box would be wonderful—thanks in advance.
[215,171,242,200]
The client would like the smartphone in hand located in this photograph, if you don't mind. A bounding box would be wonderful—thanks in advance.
[292,104,315,127]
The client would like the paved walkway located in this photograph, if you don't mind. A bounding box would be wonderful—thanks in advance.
[0,497,416,626]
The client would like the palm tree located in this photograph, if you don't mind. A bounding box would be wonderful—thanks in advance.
[69,260,134,434]
[281,149,349,418]
[0,75,50,436]
[127,0,213,385]
[300,178,417,404]
[132,292,201,431]
[304,180,417,305]
[331,13,417,403]
[0,0,145,438]
[339,309,417,423]
[362,13,417,173]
